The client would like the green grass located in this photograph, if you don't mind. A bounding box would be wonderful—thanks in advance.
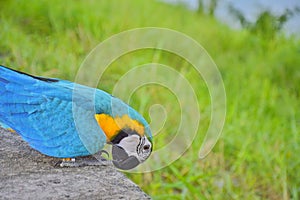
[1,0,299,199]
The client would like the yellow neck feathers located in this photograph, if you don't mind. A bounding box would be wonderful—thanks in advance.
[94,114,145,141]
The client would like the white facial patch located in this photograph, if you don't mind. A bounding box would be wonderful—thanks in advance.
[118,135,140,157]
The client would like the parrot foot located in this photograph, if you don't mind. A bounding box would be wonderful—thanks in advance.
[56,150,112,168]
[58,160,111,168]
[57,158,79,167]
[57,158,111,167]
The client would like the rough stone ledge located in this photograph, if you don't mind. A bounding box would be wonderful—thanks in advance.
[0,128,151,200]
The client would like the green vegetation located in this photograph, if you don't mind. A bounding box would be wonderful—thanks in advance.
[228,5,300,39]
[1,0,299,199]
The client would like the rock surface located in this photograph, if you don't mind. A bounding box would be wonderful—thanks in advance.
[0,128,151,200]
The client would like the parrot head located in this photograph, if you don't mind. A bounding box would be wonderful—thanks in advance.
[95,113,152,170]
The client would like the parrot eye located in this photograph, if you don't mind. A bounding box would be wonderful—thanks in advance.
[143,145,150,150]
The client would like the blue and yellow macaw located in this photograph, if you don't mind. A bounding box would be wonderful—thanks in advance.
[0,65,152,170]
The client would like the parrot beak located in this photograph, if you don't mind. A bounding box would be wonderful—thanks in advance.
[112,145,140,170]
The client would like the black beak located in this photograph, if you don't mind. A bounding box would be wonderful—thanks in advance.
[112,145,140,170]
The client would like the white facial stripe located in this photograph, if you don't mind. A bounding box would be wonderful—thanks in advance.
[137,136,145,154]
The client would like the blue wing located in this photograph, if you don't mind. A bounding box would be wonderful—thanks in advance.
[0,66,106,158]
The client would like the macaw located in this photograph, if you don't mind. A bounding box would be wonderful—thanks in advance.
[0,65,152,170]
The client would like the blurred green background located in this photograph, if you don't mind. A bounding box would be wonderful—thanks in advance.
[0,0,299,199]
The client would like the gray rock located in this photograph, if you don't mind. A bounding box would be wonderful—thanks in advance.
[0,128,151,200]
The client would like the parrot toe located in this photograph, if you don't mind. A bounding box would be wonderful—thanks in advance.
[56,157,111,168]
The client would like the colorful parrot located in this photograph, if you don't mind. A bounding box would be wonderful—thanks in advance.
[0,65,152,170]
